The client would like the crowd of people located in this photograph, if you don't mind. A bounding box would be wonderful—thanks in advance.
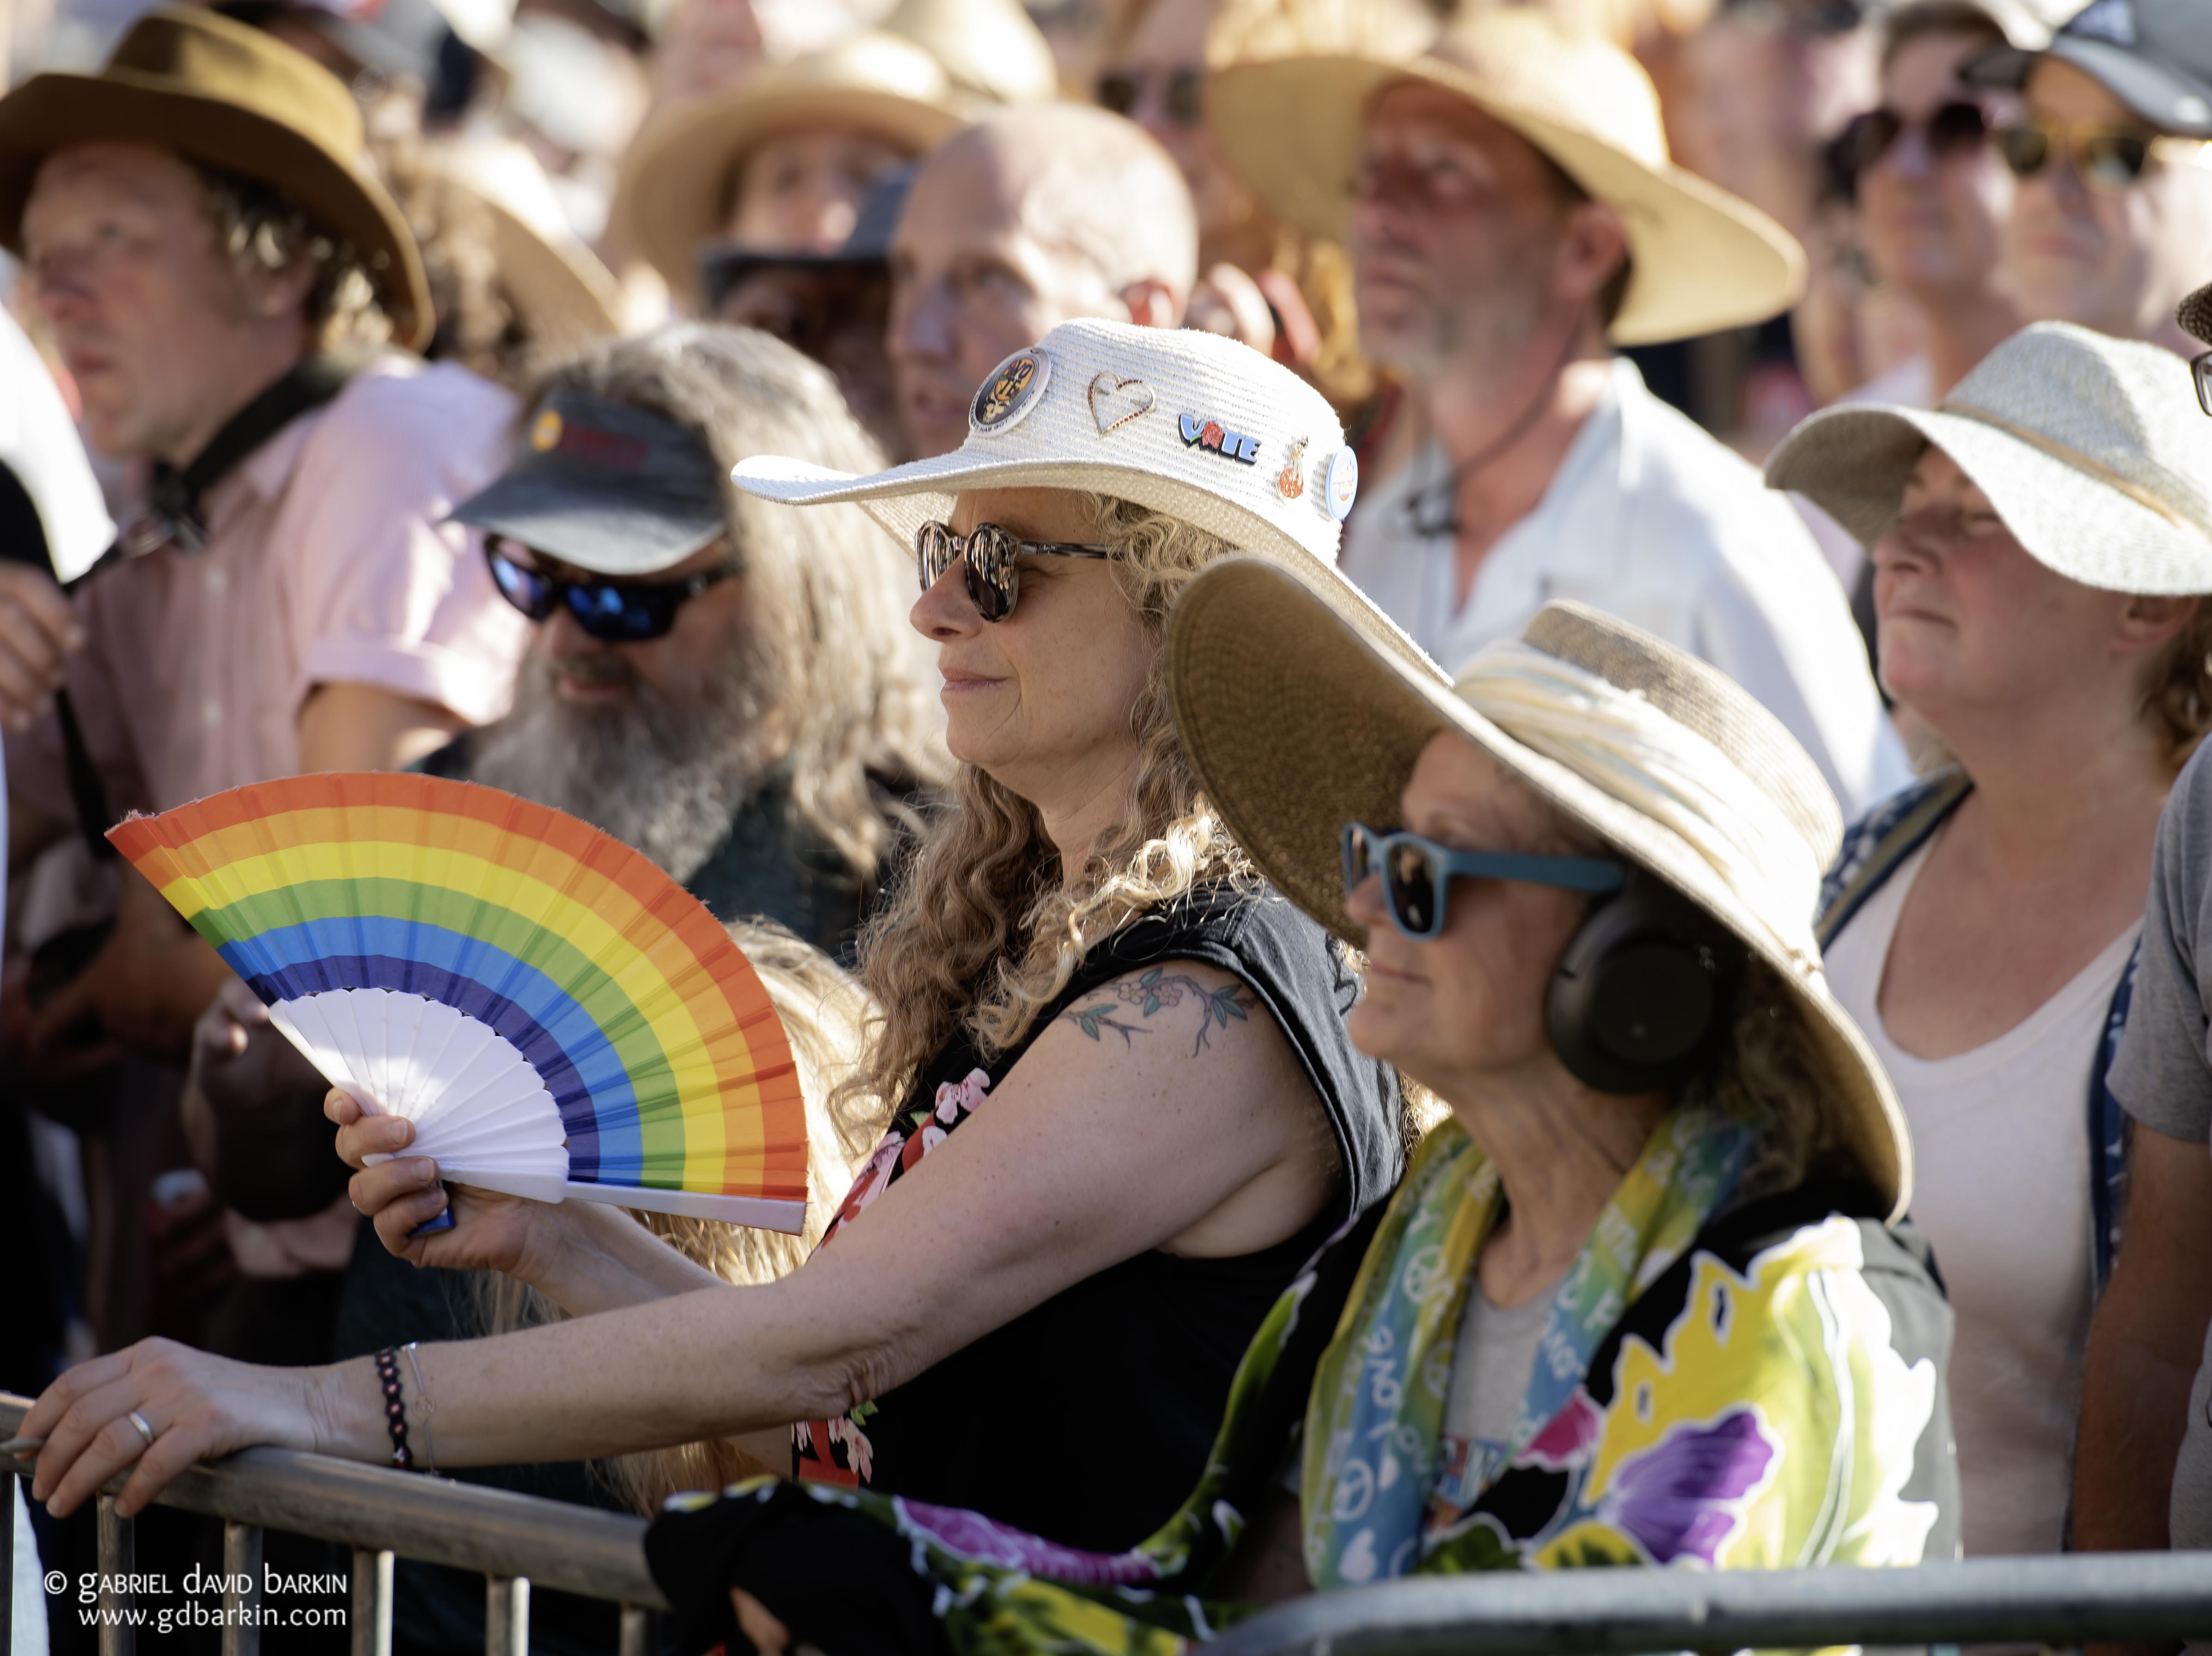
[0,0,2209,1650]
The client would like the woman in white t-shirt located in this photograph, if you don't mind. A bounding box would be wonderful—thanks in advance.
[1765,321,2212,1559]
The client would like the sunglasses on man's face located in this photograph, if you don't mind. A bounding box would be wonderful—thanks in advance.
[1095,64,1203,127]
[485,541,737,643]
[1342,822,1627,942]
[1835,101,1989,186]
[1995,121,2206,193]
[914,521,1118,622]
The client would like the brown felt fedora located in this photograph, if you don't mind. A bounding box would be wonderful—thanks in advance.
[0,6,433,349]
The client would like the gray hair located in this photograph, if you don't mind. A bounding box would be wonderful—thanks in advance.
[524,323,951,890]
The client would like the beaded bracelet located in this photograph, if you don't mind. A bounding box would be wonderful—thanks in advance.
[373,1346,415,1471]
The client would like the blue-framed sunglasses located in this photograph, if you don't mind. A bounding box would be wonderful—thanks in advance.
[485,540,736,643]
[1343,822,1626,941]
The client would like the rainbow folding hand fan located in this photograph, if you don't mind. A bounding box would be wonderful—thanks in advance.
[110,773,807,1232]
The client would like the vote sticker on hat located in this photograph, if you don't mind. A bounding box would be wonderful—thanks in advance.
[1323,448,1358,521]
[971,348,1052,436]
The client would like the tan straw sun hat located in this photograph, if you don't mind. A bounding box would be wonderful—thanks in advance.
[1203,7,1808,347]
[1167,568,1912,1218]
[729,316,1432,673]
[1766,322,2212,593]
[434,136,622,349]
[609,31,963,306]
[0,6,432,348]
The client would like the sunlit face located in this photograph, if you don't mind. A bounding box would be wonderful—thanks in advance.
[888,145,1122,459]
[725,125,908,254]
[907,487,1149,802]
[1871,445,2140,721]
[2003,59,2212,340]
[516,540,753,708]
[1350,83,1576,378]
[21,143,292,462]
[1097,0,1255,249]
[1345,732,1591,1099]
[1857,33,2016,298]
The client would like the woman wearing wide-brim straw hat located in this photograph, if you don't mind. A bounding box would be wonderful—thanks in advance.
[1202,3,1806,345]
[609,30,964,310]
[1763,319,2212,1564]
[19,322,1418,1635]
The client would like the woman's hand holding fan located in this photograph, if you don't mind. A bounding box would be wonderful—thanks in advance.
[327,1086,556,1274]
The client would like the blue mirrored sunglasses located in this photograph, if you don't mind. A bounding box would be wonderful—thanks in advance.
[485,541,736,643]
[1342,822,1626,941]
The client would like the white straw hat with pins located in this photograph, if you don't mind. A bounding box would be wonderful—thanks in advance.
[1766,322,2212,594]
[728,316,1434,675]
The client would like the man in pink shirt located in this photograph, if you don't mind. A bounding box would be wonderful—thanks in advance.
[0,9,528,1067]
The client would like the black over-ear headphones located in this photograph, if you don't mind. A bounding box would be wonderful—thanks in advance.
[1545,871,1743,1095]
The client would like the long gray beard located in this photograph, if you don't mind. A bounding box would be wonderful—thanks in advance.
[469,647,780,885]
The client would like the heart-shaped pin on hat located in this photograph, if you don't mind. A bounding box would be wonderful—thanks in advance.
[727,318,1424,671]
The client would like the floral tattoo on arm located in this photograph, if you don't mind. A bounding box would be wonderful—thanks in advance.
[1058,967,1254,1056]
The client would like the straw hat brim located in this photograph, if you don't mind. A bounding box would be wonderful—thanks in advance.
[1204,55,1806,347]
[1166,554,1910,1218]
[1765,402,2212,595]
[611,88,959,305]
[0,71,432,349]
[729,448,1437,678]
[475,194,623,346]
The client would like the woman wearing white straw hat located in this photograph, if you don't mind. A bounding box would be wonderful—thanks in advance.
[19,322,1412,1586]
[633,584,1959,1656]
[1763,320,2212,1563]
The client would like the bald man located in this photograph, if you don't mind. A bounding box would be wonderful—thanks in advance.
[889,103,1197,456]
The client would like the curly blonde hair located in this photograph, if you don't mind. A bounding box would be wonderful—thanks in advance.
[842,495,1255,1131]
[2140,597,2212,769]
[480,920,881,1510]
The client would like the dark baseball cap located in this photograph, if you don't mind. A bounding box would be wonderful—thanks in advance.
[696,165,911,317]
[449,390,727,577]
[1966,0,2212,136]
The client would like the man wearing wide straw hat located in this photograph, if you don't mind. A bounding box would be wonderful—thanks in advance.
[1207,6,1909,817]
[2067,282,2212,1598]
[1766,321,2212,1563]
[0,7,527,1063]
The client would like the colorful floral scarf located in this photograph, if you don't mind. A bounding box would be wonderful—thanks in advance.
[1301,1101,1758,1587]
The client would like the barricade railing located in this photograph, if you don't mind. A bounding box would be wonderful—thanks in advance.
[6,1389,2211,1656]
[0,1392,666,1656]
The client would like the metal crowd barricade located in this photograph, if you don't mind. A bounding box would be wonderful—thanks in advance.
[6,1388,2212,1656]
[0,1393,667,1656]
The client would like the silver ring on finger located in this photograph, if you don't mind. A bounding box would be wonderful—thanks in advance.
[126,1410,156,1449]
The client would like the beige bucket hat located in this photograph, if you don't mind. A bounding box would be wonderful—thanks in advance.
[728,316,1432,675]
[434,136,622,348]
[1766,322,2212,593]
[1167,566,1911,1218]
[609,30,963,305]
[1203,7,1807,347]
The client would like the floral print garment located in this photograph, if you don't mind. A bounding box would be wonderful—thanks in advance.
[655,1100,1958,1656]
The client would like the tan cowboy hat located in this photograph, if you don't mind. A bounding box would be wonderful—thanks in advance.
[2184,281,2212,347]
[1167,569,1912,1219]
[1204,7,1808,346]
[1766,322,2212,594]
[881,0,1060,111]
[433,136,622,348]
[609,30,963,307]
[0,6,432,349]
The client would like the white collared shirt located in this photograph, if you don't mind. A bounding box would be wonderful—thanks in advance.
[1340,358,1911,818]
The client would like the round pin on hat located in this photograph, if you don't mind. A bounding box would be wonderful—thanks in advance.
[970,346,1051,436]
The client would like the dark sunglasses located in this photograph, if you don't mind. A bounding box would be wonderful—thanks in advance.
[1995,121,2180,192]
[1835,101,1989,186]
[1343,822,1626,942]
[915,521,1117,622]
[2194,351,2212,419]
[1096,64,1203,126]
[485,541,736,643]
